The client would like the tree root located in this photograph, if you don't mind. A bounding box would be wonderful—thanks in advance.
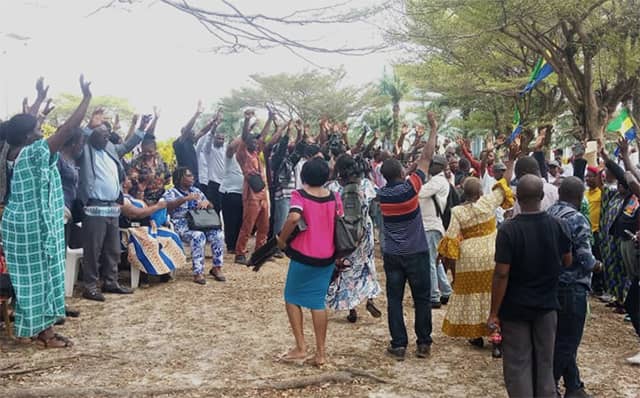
[261,367,390,390]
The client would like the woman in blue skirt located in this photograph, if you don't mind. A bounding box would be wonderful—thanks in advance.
[277,158,343,366]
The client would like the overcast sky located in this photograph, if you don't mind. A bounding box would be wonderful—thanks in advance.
[0,0,396,139]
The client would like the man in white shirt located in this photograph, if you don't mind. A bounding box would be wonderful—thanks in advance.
[196,114,226,214]
[196,136,209,193]
[418,154,453,308]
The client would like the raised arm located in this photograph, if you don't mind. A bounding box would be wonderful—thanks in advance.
[115,114,151,158]
[47,75,92,154]
[146,107,160,136]
[27,77,49,117]
[395,124,409,156]
[259,108,276,142]
[618,138,640,183]
[227,137,242,158]
[125,114,139,142]
[415,111,438,175]
[459,138,481,172]
[242,109,256,143]
[182,101,204,139]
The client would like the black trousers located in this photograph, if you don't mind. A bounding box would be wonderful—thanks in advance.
[206,181,223,214]
[221,192,243,252]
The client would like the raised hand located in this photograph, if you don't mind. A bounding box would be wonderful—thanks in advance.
[153,106,160,119]
[196,100,204,114]
[294,119,303,132]
[140,114,153,131]
[80,74,92,99]
[42,98,55,116]
[112,113,121,131]
[22,97,29,114]
[35,77,49,100]
[508,141,521,161]
[533,129,546,151]
[267,106,276,121]
[427,111,438,131]
[618,137,630,157]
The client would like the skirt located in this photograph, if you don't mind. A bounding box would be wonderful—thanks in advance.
[284,259,334,310]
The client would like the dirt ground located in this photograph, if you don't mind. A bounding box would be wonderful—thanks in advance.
[1,248,640,398]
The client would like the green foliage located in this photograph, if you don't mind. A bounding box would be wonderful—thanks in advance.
[219,67,382,127]
[399,0,640,140]
[47,94,135,128]
[156,138,176,169]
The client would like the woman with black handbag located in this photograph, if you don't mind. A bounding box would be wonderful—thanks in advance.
[163,167,225,285]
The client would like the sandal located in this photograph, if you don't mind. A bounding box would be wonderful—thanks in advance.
[366,299,382,318]
[276,350,307,364]
[34,331,73,349]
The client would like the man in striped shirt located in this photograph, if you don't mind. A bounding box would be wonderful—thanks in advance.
[377,111,438,361]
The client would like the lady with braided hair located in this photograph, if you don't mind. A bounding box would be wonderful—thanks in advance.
[326,154,382,323]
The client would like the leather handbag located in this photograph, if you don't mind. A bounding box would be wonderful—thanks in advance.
[186,209,221,231]
[247,173,265,193]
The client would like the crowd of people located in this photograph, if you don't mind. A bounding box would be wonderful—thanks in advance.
[0,76,639,397]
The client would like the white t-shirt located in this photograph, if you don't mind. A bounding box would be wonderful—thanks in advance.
[418,172,449,235]
[219,154,243,195]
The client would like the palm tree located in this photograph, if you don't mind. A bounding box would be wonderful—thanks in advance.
[379,71,410,141]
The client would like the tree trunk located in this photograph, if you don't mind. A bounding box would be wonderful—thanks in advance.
[391,102,400,141]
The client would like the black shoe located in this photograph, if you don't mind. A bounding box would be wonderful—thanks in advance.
[416,344,431,358]
[102,284,133,294]
[431,301,442,309]
[65,308,80,318]
[440,296,450,305]
[235,255,248,265]
[273,250,284,259]
[468,337,484,348]
[347,309,358,323]
[55,318,66,326]
[386,346,406,361]
[83,289,105,302]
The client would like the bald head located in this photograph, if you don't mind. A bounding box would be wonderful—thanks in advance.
[558,176,585,208]
[463,177,482,202]
[517,174,544,210]
[515,156,541,179]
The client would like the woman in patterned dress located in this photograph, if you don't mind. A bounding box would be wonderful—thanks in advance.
[600,154,631,310]
[120,176,186,277]
[326,155,382,323]
[438,174,514,353]
[163,167,225,285]
[1,76,91,347]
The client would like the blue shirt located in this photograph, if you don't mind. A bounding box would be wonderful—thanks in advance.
[547,201,596,289]
[91,149,119,201]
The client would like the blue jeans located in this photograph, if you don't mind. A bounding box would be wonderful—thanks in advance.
[425,230,452,302]
[273,196,291,237]
[383,251,432,348]
[554,284,588,393]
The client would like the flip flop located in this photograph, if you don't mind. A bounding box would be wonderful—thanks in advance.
[275,351,307,364]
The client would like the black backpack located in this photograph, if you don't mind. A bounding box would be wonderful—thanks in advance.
[432,183,460,229]
[334,183,365,258]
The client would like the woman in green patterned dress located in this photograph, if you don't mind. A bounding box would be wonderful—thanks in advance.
[1,76,91,347]
[600,150,630,310]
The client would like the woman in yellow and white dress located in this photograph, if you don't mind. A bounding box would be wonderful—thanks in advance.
[438,175,513,351]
